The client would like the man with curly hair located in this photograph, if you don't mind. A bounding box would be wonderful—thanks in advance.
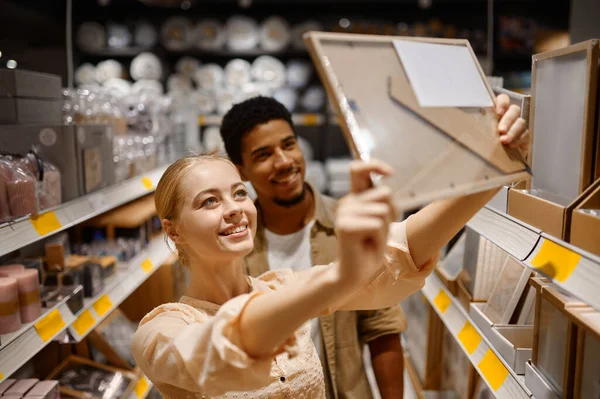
[220,96,406,399]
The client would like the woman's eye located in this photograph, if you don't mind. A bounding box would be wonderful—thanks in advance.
[235,189,248,199]
[202,197,218,207]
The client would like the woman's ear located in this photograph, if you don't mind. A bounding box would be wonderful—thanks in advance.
[162,219,180,243]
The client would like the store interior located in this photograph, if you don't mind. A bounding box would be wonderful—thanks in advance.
[0,0,599,398]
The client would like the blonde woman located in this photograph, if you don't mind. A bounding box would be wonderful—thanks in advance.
[132,96,528,399]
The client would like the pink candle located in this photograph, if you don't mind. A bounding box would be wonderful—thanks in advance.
[0,277,21,334]
[9,269,41,323]
[0,264,25,276]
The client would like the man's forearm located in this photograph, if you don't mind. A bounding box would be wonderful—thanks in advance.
[407,188,501,267]
[369,334,404,399]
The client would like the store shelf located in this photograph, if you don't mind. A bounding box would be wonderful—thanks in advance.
[79,47,154,57]
[468,206,600,311]
[0,166,167,258]
[129,375,153,399]
[421,274,531,399]
[198,113,327,126]
[0,237,172,383]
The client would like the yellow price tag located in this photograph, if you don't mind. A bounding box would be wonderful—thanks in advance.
[30,211,62,236]
[134,376,149,398]
[303,114,320,126]
[93,294,113,317]
[141,258,154,274]
[530,239,580,282]
[72,310,96,336]
[141,177,154,191]
[34,309,65,342]
[433,289,451,314]
[0,372,4,380]
[458,321,482,355]
[198,115,206,126]
[478,349,509,391]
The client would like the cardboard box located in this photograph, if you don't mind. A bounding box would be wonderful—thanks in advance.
[511,40,600,239]
[509,177,600,240]
[0,124,115,202]
[531,278,588,398]
[0,98,61,124]
[0,70,61,99]
[570,179,600,256]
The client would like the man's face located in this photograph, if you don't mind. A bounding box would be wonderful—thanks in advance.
[238,119,306,207]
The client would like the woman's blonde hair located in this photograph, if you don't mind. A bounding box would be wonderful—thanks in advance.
[155,153,236,265]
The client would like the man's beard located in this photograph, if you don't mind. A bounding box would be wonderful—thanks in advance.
[273,184,307,208]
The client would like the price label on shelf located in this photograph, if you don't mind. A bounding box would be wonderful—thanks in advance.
[478,349,509,391]
[198,115,206,126]
[141,177,154,191]
[141,258,154,274]
[30,211,62,236]
[303,114,320,126]
[0,372,4,380]
[134,376,149,398]
[93,295,113,317]
[34,309,65,342]
[458,321,481,355]
[72,310,96,336]
[530,239,580,283]
[433,289,451,314]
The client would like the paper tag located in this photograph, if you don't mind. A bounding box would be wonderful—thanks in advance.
[34,309,66,342]
[72,310,96,336]
[141,177,154,191]
[93,294,113,317]
[198,115,206,126]
[530,240,580,282]
[433,289,452,314]
[458,321,482,355]
[30,211,62,236]
[134,376,149,398]
[303,114,320,126]
[478,349,509,391]
[0,372,4,380]
[141,258,154,274]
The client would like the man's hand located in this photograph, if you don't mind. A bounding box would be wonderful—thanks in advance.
[495,93,530,151]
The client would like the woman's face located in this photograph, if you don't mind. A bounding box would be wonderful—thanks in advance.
[174,160,257,262]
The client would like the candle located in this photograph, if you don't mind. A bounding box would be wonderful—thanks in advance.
[7,269,41,323]
[0,264,25,276]
[0,277,21,334]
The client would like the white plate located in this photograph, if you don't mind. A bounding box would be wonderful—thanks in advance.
[226,16,259,51]
[103,78,132,98]
[194,19,226,50]
[300,86,325,112]
[216,88,240,115]
[240,82,272,101]
[286,59,312,88]
[194,63,224,91]
[251,55,286,89]
[260,16,291,52]
[130,52,163,81]
[106,23,132,49]
[191,90,217,114]
[95,59,124,84]
[273,87,297,112]
[134,20,158,48]
[224,59,252,88]
[161,17,193,50]
[131,79,164,97]
[203,126,226,154]
[75,63,97,86]
[167,74,193,93]
[175,56,200,77]
[76,22,106,51]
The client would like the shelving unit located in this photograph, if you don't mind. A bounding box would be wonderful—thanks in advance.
[0,165,167,259]
[421,274,531,399]
[0,236,172,384]
[467,206,600,311]
[198,112,328,126]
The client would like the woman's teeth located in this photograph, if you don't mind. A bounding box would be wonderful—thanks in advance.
[221,225,247,236]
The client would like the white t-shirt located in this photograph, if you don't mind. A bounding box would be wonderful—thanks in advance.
[264,220,323,359]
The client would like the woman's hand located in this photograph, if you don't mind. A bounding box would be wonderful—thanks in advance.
[334,160,397,291]
[495,93,530,151]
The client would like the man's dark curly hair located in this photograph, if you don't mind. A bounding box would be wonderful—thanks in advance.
[220,96,295,165]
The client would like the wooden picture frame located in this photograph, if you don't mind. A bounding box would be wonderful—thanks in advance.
[304,32,529,210]
[529,40,600,201]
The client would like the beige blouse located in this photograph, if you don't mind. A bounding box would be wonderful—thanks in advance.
[131,219,436,398]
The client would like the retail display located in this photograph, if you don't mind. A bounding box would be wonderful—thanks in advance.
[0,276,21,334]
[570,179,600,256]
[568,307,600,399]
[305,32,530,210]
[440,326,476,398]
[259,16,291,52]
[88,309,138,370]
[225,16,259,51]
[508,40,600,240]
[47,356,137,399]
